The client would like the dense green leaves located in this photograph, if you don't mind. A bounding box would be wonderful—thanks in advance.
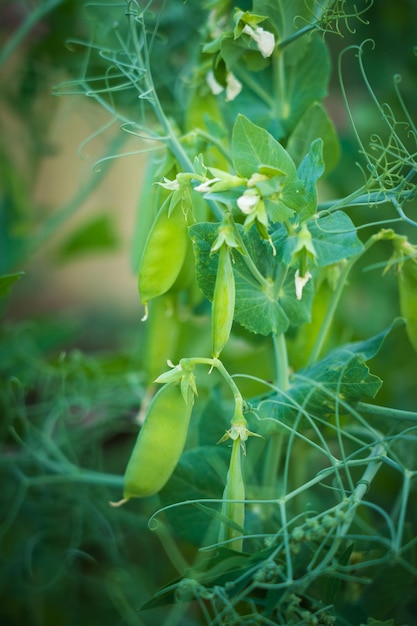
[190,222,313,336]
[253,320,403,433]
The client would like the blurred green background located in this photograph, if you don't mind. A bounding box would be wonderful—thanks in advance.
[1,1,417,625]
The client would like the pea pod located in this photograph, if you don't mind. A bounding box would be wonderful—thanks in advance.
[219,437,245,552]
[142,295,180,384]
[212,245,235,358]
[398,256,417,353]
[138,200,188,312]
[123,382,193,499]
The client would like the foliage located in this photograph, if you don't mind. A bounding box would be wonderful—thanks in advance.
[1,1,417,625]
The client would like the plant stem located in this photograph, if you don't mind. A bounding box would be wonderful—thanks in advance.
[260,333,289,496]
[127,6,224,221]
[230,220,271,288]
[357,402,417,422]
[273,49,288,120]
[181,357,244,412]
[233,65,274,108]
[273,333,290,391]
[306,258,353,366]
[21,469,124,489]
[308,229,398,365]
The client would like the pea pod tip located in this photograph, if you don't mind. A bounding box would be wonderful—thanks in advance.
[109,498,129,508]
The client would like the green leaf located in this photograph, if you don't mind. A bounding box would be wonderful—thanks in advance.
[287,101,340,173]
[0,272,25,298]
[232,115,297,179]
[58,214,118,260]
[141,545,275,610]
[190,222,313,336]
[273,211,364,268]
[253,321,402,432]
[308,212,364,266]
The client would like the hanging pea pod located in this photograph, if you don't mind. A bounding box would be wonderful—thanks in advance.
[123,382,193,500]
[138,199,189,316]
[212,244,235,358]
[142,294,180,385]
[398,255,417,354]
[219,434,245,552]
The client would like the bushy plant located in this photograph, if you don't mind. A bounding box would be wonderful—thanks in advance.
[1,1,417,625]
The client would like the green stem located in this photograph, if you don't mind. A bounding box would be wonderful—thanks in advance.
[273,49,287,120]
[195,130,233,165]
[273,262,289,299]
[273,333,290,391]
[181,357,244,412]
[261,432,284,498]
[260,333,289,495]
[306,258,353,366]
[19,469,124,489]
[233,65,274,108]
[307,230,395,366]
[357,402,417,422]
[127,6,224,221]
[230,221,271,288]
[277,24,316,51]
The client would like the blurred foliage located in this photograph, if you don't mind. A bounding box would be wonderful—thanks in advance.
[1,1,417,625]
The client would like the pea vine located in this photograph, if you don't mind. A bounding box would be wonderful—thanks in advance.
[4,1,417,625]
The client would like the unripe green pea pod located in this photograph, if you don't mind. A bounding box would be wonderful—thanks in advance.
[138,200,188,315]
[212,245,235,358]
[142,295,180,384]
[398,256,417,353]
[122,382,193,500]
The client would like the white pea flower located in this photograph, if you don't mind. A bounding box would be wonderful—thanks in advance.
[295,270,312,301]
[242,24,275,58]
[206,70,242,102]
[225,72,242,101]
[206,70,224,95]
[237,190,260,214]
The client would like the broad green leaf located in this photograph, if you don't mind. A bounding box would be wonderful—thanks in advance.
[190,222,313,336]
[253,0,307,42]
[272,211,364,268]
[0,272,25,298]
[267,178,307,222]
[253,320,402,432]
[308,212,364,266]
[281,34,330,134]
[232,115,297,179]
[232,274,289,335]
[287,101,340,173]
[253,0,336,41]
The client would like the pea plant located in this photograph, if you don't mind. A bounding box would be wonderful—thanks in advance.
[3,1,417,625]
